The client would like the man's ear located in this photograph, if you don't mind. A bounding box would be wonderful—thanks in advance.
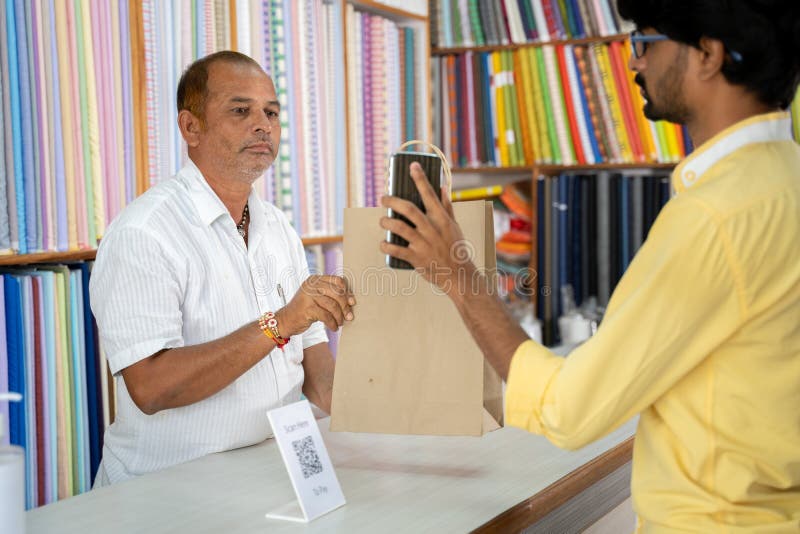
[695,36,726,81]
[178,109,203,147]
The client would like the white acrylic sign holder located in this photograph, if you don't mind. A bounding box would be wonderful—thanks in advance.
[265,400,345,523]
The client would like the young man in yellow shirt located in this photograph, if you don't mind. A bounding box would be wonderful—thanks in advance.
[380,1,800,531]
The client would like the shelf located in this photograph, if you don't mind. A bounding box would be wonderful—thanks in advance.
[452,166,533,175]
[349,0,427,21]
[301,235,344,246]
[0,249,98,266]
[536,162,676,174]
[451,163,675,175]
[0,236,344,266]
[432,33,629,56]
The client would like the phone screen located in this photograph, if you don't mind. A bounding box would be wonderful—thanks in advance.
[386,151,443,270]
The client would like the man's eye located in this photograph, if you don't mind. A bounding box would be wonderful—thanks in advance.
[267,110,279,118]
[233,107,248,114]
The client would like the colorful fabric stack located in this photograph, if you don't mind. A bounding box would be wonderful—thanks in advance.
[431,0,632,48]
[1,265,111,509]
[346,6,426,208]
[0,0,347,256]
[433,41,693,168]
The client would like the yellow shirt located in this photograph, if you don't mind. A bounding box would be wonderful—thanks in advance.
[505,112,800,533]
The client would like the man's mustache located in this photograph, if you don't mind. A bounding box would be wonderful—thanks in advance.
[242,137,274,152]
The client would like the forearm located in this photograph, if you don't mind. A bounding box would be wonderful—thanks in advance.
[448,271,530,381]
[123,321,276,414]
[301,343,335,414]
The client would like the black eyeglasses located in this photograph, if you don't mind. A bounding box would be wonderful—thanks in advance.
[629,30,743,62]
[629,30,669,58]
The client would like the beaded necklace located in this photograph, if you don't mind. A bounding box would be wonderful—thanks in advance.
[236,204,249,238]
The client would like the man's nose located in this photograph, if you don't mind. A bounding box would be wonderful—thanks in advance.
[629,53,645,72]
[253,111,272,134]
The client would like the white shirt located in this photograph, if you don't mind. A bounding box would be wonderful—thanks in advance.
[89,160,327,485]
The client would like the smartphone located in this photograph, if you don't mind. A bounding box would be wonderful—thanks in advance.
[386,151,443,270]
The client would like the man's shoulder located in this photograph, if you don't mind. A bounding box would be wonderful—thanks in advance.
[106,177,190,237]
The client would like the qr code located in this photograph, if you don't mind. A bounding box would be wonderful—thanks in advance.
[292,435,323,479]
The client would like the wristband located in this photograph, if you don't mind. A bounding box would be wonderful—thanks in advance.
[258,311,291,349]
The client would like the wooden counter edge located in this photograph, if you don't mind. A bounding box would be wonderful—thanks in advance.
[474,436,635,533]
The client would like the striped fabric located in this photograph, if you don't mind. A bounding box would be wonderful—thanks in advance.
[0,0,351,255]
[345,8,418,208]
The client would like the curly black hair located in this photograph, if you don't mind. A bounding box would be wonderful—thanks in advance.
[616,0,800,109]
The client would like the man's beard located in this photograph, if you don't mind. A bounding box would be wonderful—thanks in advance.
[636,52,691,125]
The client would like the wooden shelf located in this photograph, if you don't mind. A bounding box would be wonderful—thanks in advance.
[452,162,675,175]
[536,162,676,174]
[349,0,427,21]
[301,235,344,246]
[0,235,344,266]
[452,166,533,174]
[432,33,628,56]
[0,249,98,266]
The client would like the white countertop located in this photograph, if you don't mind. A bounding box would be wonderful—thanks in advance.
[27,417,637,533]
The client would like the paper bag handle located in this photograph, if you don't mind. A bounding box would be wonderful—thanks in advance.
[389,140,453,198]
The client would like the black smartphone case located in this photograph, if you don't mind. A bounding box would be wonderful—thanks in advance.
[386,151,443,270]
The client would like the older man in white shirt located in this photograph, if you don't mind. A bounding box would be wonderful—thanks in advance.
[89,51,354,485]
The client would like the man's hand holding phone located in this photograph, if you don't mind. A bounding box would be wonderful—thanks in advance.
[380,162,477,297]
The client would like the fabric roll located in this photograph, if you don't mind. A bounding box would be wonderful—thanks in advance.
[53,0,77,250]
[119,0,135,205]
[0,278,8,445]
[632,176,644,251]
[94,0,116,226]
[15,0,37,252]
[46,0,67,251]
[596,171,610,306]
[40,271,57,504]
[32,0,53,252]
[67,0,89,249]
[31,276,45,506]
[20,277,36,508]
[24,1,43,253]
[78,0,102,247]
[7,0,27,253]
[0,0,9,252]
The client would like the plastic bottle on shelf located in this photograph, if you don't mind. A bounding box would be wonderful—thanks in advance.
[558,285,593,346]
[0,392,25,534]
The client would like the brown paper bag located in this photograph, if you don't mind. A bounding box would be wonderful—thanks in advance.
[330,200,504,436]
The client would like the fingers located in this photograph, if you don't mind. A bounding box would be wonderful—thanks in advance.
[380,195,429,234]
[294,275,354,332]
[313,296,346,330]
[379,240,416,268]
[303,300,338,331]
[380,215,424,245]
[408,162,441,214]
[309,275,355,317]
[409,161,457,226]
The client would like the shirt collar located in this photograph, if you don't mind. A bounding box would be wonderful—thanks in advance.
[672,111,794,193]
[179,159,276,227]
